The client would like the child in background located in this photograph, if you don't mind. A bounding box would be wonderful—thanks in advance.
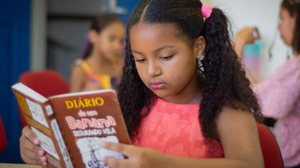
[70,13,125,92]
[235,0,300,167]
[20,0,264,167]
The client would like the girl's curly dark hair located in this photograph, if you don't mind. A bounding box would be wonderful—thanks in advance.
[118,0,262,140]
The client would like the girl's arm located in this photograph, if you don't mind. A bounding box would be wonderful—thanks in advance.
[70,65,86,92]
[102,107,263,168]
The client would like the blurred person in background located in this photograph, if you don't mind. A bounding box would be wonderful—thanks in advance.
[70,13,125,92]
[235,0,300,167]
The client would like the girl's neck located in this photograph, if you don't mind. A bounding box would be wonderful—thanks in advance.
[87,50,113,72]
[163,90,202,104]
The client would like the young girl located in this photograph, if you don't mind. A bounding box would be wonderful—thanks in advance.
[20,0,264,167]
[235,0,300,167]
[70,13,125,92]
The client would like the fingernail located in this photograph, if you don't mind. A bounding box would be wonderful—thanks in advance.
[33,138,40,144]
[40,156,47,161]
[42,161,47,166]
[100,142,108,147]
[102,157,107,163]
[38,149,44,156]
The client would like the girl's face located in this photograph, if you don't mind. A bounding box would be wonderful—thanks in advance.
[130,23,204,103]
[92,22,125,61]
[278,7,296,46]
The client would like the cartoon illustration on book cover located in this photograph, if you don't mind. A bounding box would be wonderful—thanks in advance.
[76,136,123,168]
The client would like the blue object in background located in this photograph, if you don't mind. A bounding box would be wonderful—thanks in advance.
[242,40,262,82]
[101,0,139,23]
[243,40,262,58]
[0,0,30,163]
[117,0,139,23]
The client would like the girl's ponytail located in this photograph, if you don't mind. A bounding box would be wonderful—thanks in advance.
[199,7,261,139]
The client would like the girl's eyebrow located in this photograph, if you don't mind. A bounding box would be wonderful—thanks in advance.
[131,50,144,55]
[132,45,175,55]
[154,45,175,53]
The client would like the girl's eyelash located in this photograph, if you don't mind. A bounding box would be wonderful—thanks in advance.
[161,55,174,60]
[135,59,146,62]
[134,55,174,62]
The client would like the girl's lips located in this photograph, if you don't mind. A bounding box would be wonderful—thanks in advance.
[150,82,165,90]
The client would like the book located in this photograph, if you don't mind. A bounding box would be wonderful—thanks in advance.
[12,83,131,168]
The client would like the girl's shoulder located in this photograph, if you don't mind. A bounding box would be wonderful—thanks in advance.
[73,59,95,77]
[73,59,87,67]
[71,60,86,78]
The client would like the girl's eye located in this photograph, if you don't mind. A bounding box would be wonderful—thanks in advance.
[160,55,174,61]
[135,58,146,63]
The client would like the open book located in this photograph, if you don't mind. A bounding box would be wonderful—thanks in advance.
[12,83,131,168]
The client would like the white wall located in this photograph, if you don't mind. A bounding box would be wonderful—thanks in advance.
[213,0,290,79]
[31,0,47,70]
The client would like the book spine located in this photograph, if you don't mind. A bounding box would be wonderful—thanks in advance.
[51,119,73,168]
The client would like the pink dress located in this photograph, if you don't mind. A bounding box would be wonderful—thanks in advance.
[134,98,224,158]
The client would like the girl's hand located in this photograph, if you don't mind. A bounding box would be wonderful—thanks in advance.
[20,126,47,166]
[234,27,260,58]
[235,27,260,45]
[102,142,172,168]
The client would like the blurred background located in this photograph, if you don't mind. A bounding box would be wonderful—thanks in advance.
[0,0,288,163]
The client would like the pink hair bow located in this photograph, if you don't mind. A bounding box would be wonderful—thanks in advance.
[201,4,212,19]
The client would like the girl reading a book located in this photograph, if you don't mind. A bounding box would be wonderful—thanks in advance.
[70,13,125,92]
[20,0,264,167]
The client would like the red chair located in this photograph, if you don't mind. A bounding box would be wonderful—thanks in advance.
[18,70,69,127]
[257,123,284,168]
[0,117,7,151]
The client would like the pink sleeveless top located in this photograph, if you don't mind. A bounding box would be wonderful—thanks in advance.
[134,98,224,158]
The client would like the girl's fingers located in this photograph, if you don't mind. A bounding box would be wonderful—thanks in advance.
[20,127,45,165]
[21,137,41,155]
[104,157,129,168]
[22,126,40,145]
[102,142,135,157]
[40,156,47,166]
[104,157,119,168]
[46,154,62,168]
[20,147,41,165]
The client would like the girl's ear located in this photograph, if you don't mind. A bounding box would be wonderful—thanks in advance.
[88,30,98,44]
[194,36,206,59]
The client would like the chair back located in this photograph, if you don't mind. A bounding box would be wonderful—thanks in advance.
[257,123,284,168]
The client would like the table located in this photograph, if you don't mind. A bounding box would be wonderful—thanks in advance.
[0,163,42,168]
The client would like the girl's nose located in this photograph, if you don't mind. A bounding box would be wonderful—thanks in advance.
[147,61,162,77]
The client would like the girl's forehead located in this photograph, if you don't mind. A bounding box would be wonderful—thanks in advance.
[130,23,179,35]
[129,23,192,53]
[129,23,185,42]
